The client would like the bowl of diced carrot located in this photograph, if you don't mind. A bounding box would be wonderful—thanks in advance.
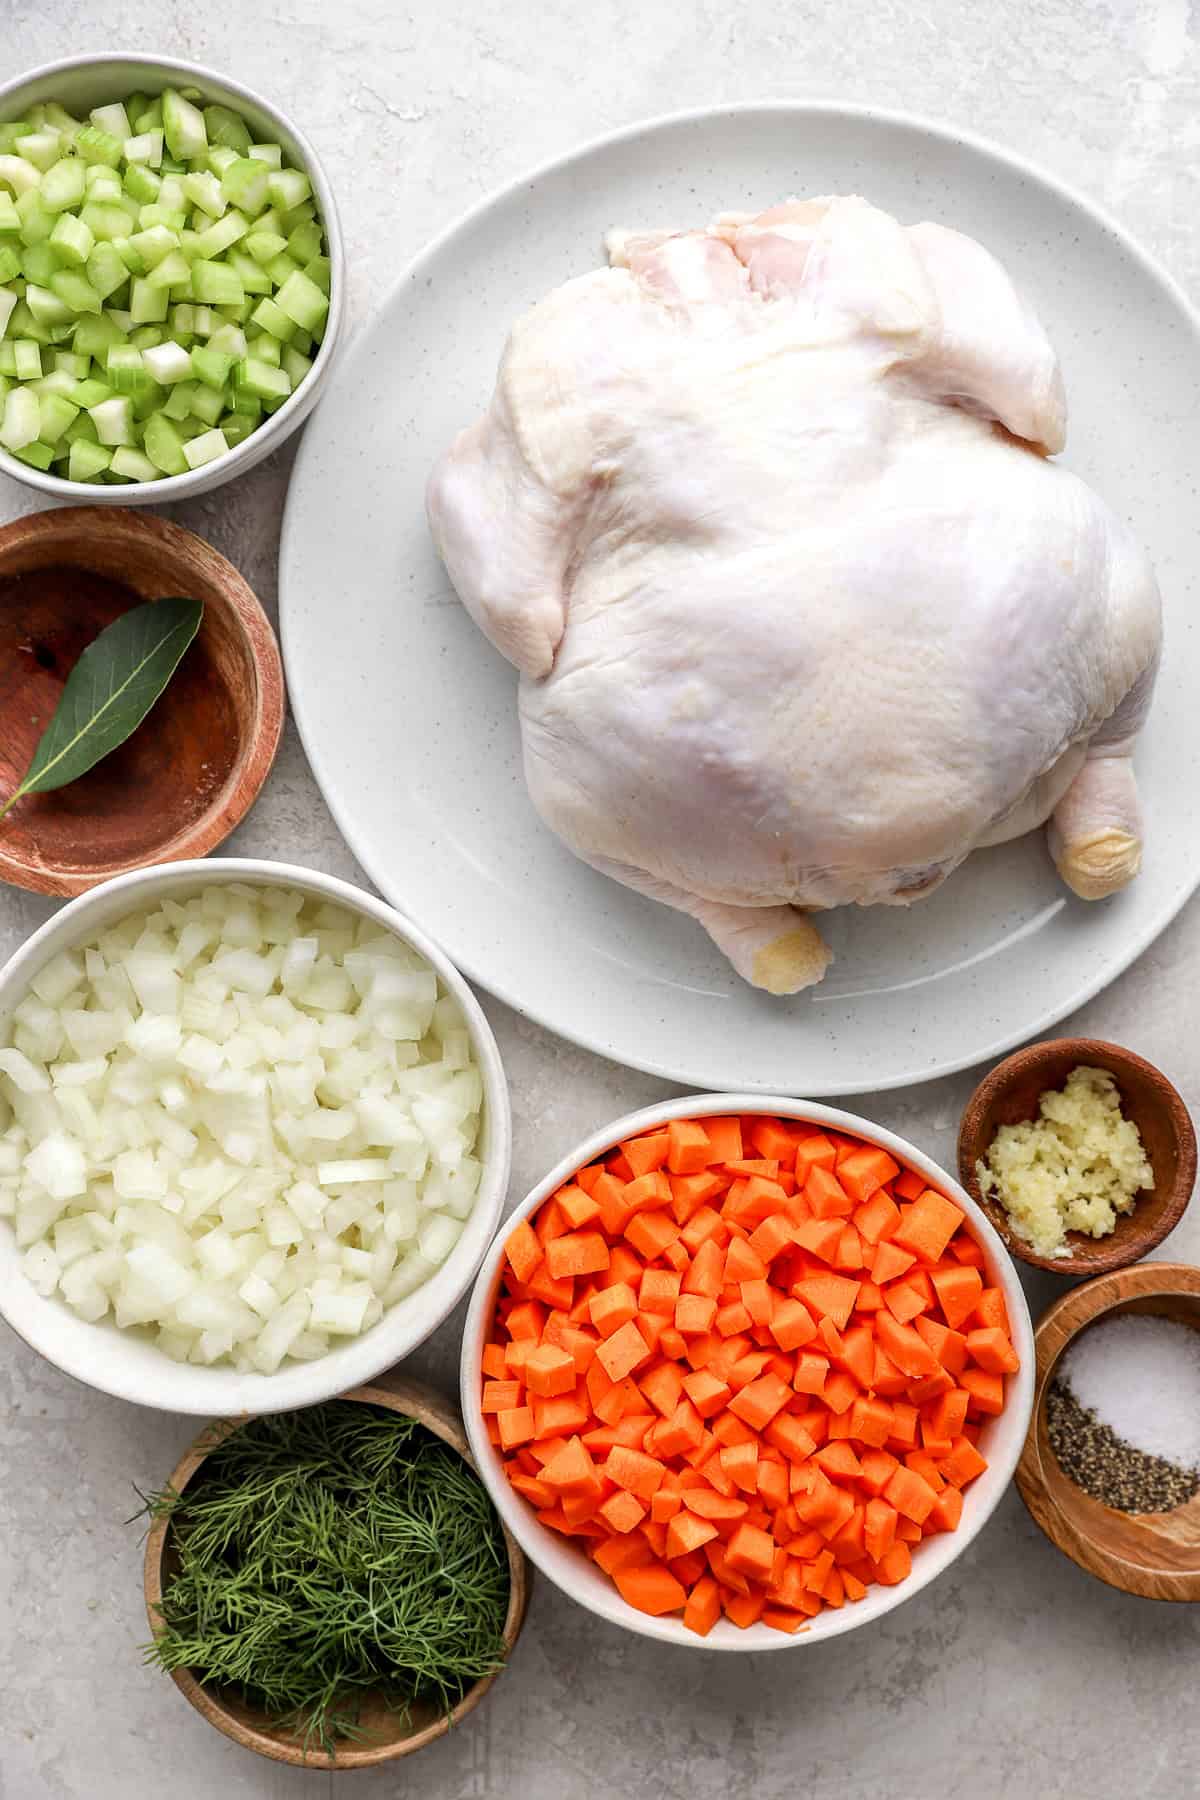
[460,1095,1034,1649]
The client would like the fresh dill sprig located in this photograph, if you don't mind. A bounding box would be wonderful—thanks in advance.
[141,1404,511,1759]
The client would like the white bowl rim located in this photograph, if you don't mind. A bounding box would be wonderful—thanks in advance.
[0,856,512,1414]
[0,52,345,502]
[461,1091,1035,1651]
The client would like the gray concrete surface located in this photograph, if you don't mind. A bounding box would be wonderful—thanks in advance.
[3,2,1200,1795]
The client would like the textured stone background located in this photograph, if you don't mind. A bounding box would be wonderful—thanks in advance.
[3,3,1200,1795]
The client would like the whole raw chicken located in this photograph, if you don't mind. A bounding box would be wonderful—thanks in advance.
[427,196,1161,992]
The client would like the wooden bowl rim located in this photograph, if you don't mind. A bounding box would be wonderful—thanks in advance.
[957,1037,1197,1275]
[142,1378,530,1770]
[0,506,285,897]
[1014,1261,1200,1599]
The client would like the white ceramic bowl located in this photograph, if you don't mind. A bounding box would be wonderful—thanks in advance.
[461,1093,1035,1651]
[0,858,511,1414]
[0,54,344,502]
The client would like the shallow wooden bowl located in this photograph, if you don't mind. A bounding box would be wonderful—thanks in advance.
[0,507,284,895]
[958,1038,1196,1275]
[1015,1263,1200,1599]
[143,1376,530,1769]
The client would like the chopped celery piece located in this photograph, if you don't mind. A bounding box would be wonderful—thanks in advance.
[36,391,78,443]
[204,105,253,154]
[83,163,122,199]
[71,376,114,408]
[32,367,76,397]
[219,410,258,447]
[53,349,89,377]
[132,381,165,421]
[25,284,75,326]
[43,103,81,137]
[188,380,226,425]
[107,306,135,333]
[123,162,161,206]
[275,269,328,331]
[75,124,124,168]
[0,340,14,374]
[0,288,16,338]
[163,380,196,420]
[111,444,158,481]
[90,103,133,142]
[0,124,33,156]
[0,244,18,284]
[190,259,243,305]
[0,193,19,234]
[266,167,311,210]
[16,189,55,243]
[124,129,164,168]
[225,249,272,295]
[170,303,196,336]
[286,220,323,263]
[128,224,179,269]
[143,412,188,473]
[158,174,186,212]
[0,386,39,449]
[49,211,94,266]
[80,201,136,242]
[190,344,233,389]
[194,210,248,260]
[280,343,312,387]
[249,295,296,342]
[221,157,271,216]
[63,404,99,439]
[143,339,191,384]
[133,99,163,134]
[89,394,134,444]
[207,322,247,358]
[8,299,47,342]
[206,146,240,180]
[130,324,164,350]
[245,228,287,265]
[13,339,40,379]
[0,155,42,197]
[145,250,192,291]
[182,425,226,468]
[246,331,281,366]
[191,305,217,336]
[236,355,291,402]
[13,438,54,469]
[129,276,169,323]
[41,158,88,213]
[68,437,111,481]
[22,242,59,286]
[15,131,63,173]
[184,170,226,219]
[73,311,126,357]
[106,345,152,395]
[162,90,207,161]
[48,269,102,315]
[248,143,283,169]
[86,241,129,300]
[265,252,301,288]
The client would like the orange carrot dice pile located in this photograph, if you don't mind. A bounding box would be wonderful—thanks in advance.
[482,1114,1018,1636]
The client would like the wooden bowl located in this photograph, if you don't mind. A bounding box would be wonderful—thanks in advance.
[958,1038,1196,1275]
[1015,1263,1200,1599]
[0,507,284,896]
[143,1376,530,1769]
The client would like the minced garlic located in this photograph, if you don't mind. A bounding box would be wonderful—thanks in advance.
[976,1065,1152,1258]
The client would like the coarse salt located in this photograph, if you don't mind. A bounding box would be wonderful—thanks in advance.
[1057,1313,1200,1469]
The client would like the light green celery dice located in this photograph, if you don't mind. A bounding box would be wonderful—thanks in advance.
[36,390,78,443]
[146,250,192,291]
[0,124,33,155]
[48,269,102,316]
[286,220,323,263]
[129,277,169,324]
[275,269,329,332]
[90,102,132,141]
[80,201,135,243]
[248,295,296,343]
[190,344,233,389]
[124,129,164,169]
[236,355,291,403]
[246,331,281,366]
[182,425,227,468]
[48,212,95,267]
[74,123,124,168]
[25,283,75,326]
[206,146,240,180]
[194,210,248,261]
[86,242,128,301]
[21,243,58,286]
[133,99,163,134]
[13,438,54,469]
[0,341,14,376]
[128,225,179,270]
[183,170,226,219]
[63,407,98,442]
[265,251,301,288]
[267,169,311,212]
[32,367,77,397]
[162,90,208,162]
[225,250,271,295]
[0,244,21,284]
[14,131,62,172]
[221,157,271,216]
[123,163,162,208]
[137,204,187,233]
[0,385,39,449]
[190,260,244,306]
[0,193,19,234]
[106,346,151,395]
[163,380,195,420]
[70,376,114,408]
[204,105,253,154]
[13,338,40,378]
[303,257,331,304]
[132,383,165,421]
[83,165,123,202]
[88,394,134,444]
[40,158,87,213]
[129,324,164,350]
[53,350,89,377]
[244,228,287,266]
[0,153,40,196]
[280,344,313,388]
[15,188,55,244]
[206,322,246,358]
[191,305,217,336]
[7,300,48,343]
[73,312,126,358]
[248,143,283,169]
[218,410,258,447]
[67,437,112,481]
[142,412,188,473]
[188,380,226,425]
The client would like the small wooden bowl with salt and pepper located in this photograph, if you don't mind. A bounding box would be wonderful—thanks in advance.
[0,506,284,897]
[957,1038,1197,1275]
[1015,1264,1200,1599]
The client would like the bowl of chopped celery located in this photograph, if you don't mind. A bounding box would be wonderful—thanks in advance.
[0,858,511,1414]
[0,54,343,498]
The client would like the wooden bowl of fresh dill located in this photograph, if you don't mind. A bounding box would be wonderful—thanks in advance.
[142,1378,529,1768]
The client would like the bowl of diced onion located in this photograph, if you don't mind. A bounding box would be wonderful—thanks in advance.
[0,859,511,1413]
[0,54,344,499]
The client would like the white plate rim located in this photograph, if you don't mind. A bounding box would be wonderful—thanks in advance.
[280,98,1200,1094]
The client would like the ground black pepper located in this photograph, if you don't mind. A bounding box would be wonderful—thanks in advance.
[1046,1378,1200,1513]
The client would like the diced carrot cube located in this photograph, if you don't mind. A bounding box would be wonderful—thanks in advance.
[505,1218,543,1284]
[533,1390,591,1438]
[639,1268,681,1316]
[884,1280,929,1326]
[596,1318,652,1381]
[883,1464,938,1524]
[960,1368,1005,1416]
[853,1189,902,1245]
[605,1444,667,1500]
[666,1118,714,1175]
[625,1210,680,1260]
[837,1146,900,1203]
[506,1300,545,1342]
[850,1396,893,1448]
[614,1561,687,1616]
[728,1372,792,1430]
[892,1191,964,1264]
[588,1281,639,1339]
[639,1358,686,1419]
[864,1496,898,1561]
[623,1131,671,1177]
[793,1274,860,1330]
[666,1509,719,1559]
[806,1166,855,1219]
[655,1398,706,1458]
[524,1343,578,1397]
[941,1435,989,1487]
[770,1297,817,1351]
[497,1405,535,1449]
[871,1239,917,1285]
[726,1522,776,1579]
[966,1326,1020,1375]
[793,1351,830,1397]
[540,1435,601,1496]
[482,1379,522,1414]
[599,1489,647,1534]
[930,1263,983,1330]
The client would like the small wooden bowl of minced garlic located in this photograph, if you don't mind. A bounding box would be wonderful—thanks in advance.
[958,1039,1197,1275]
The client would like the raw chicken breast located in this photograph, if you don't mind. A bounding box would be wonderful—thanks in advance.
[427,196,1161,993]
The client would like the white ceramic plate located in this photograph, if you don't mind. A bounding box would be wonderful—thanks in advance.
[280,102,1200,1095]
